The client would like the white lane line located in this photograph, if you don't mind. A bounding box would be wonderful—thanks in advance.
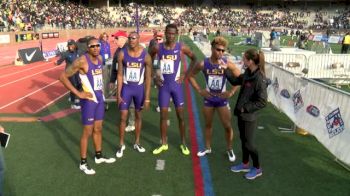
[0,61,56,79]
[0,65,63,88]
[33,91,69,113]
[0,80,61,109]
[155,159,165,171]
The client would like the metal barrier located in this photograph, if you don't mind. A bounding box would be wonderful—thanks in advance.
[307,54,350,82]
[265,53,308,74]
[265,52,350,84]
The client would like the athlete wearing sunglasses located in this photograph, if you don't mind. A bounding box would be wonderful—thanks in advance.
[188,36,241,162]
[59,37,116,175]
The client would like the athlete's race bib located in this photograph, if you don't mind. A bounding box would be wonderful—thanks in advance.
[208,75,223,91]
[126,67,140,82]
[160,59,174,74]
[93,74,103,90]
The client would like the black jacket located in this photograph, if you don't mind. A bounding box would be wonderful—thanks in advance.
[110,45,126,83]
[226,68,267,121]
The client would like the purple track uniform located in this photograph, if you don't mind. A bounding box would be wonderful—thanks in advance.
[119,48,147,111]
[202,57,228,107]
[79,54,105,125]
[157,42,184,108]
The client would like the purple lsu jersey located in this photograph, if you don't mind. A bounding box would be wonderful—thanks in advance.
[122,48,147,85]
[202,58,228,106]
[119,48,147,111]
[157,42,182,84]
[79,54,105,125]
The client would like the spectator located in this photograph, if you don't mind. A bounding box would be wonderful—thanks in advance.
[341,32,350,54]
[55,39,81,109]
[99,32,111,65]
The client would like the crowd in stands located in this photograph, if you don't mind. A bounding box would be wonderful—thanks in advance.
[0,0,349,32]
[0,0,115,32]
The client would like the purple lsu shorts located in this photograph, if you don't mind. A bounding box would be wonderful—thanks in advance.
[119,84,144,111]
[158,82,184,108]
[204,96,228,108]
[80,98,105,125]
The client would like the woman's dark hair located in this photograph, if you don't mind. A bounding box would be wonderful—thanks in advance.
[244,49,265,75]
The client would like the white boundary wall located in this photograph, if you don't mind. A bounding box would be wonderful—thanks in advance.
[265,52,350,83]
[266,63,350,166]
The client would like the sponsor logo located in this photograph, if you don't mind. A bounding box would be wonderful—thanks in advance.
[88,118,94,121]
[138,58,143,61]
[280,89,290,99]
[292,90,304,112]
[25,49,37,61]
[306,105,320,117]
[174,50,179,53]
[43,50,58,59]
[325,108,344,138]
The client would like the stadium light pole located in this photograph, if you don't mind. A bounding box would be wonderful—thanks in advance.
[135,3,140,34]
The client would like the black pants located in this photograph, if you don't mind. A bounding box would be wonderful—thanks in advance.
[237,116,260,168]
[341,44,350,54]
[69,72,81,103]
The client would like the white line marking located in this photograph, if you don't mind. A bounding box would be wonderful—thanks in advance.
[0,61,55,79]
[33,91,69,113]
[0,80,61,109]
[155,159,165,171]
[0,65,62,88]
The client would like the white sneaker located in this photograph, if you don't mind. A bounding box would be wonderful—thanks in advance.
[79,163,96,175]
[95,156,116,164]
[125,125,135,132]
[116,145,126,158]
[133,144,146,152]
[71,104,81,110]
[227,149,236,162]
[197,148,212,157]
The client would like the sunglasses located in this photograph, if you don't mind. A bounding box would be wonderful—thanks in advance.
[215,48,225,53]
[88,44,101,48]
[128,37,137,40]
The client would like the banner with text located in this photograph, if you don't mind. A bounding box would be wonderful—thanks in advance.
[15,33,39,42]
[0,34,10,44]
[266,63,350,166]
[42,32,59,39]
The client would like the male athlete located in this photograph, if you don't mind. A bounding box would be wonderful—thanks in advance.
[116,32,152,158]
[60,37,116,175]
[149,24,197,155]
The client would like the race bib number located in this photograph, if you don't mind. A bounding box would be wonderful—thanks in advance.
[126,67,140,82]
[93,74,103,90]
[208,75,223,90]
[160,59,174,74]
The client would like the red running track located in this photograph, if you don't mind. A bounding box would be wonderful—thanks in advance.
[0,33,153,114]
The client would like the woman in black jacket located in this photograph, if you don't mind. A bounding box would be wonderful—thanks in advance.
[226,49,267,180]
